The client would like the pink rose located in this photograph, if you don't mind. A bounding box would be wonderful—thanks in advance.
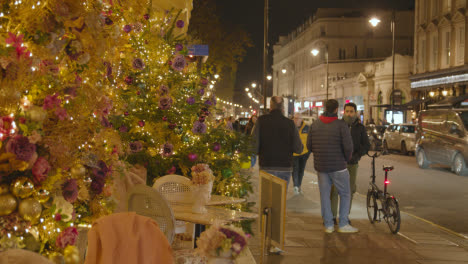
[55,227,78,249]
[32,157,51,183]
[6,135,36,161]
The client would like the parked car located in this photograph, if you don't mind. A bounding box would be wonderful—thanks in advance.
[366,125,386,151]
[416,109,468,175]
[382,123,416,155]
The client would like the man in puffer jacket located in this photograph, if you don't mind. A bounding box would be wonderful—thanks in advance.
[307,99,358,233]
[330,102,370,225]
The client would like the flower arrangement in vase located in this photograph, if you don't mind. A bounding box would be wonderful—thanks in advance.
[191,163,214,214]
[196,223,249,264]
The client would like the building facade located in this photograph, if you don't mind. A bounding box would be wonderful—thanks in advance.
[272,8,414,119]
[411,0,468,101]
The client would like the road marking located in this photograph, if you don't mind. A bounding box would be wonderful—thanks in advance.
[355,192,468,240]
[397,232,419,244]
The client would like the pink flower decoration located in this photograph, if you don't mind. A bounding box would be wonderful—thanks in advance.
[5,32,24,48]
[32,157,50,184]
[43,93,61,110]
[55,107,68,121]
[55,227,78,249]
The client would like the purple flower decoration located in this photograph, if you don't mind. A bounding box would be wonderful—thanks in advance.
[175,43,183,51]
[55,107,68,121]
[129,141,143,153]
[62,179,78,203]
[125,76,133,85]
[119,125,128,133]
[168,123,177,130]
[192,120,207,134]
[200,78,208,86]
[138,120,145,127]
[159,85,169,95]
[198,89,205,96]
[171,55,186,71]
[132,58,145,70]
[43,93,61,110]
[97,160,111,176]
[211,94,217,106]
[100,117,112,128]
[213,142,221,152]
[186,97,195,105]
[123,25,132,33]
[91,177,105,194]
[103,61,112,78]
[159,96,173,110]
[204,100,212,106]
[144,14,150,20]
[161,142,174,157]
[176,20,185,28]
[6,135,36,161]
[105,17,113,25]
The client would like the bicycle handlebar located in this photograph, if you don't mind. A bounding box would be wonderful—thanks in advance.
[366,150,384,158]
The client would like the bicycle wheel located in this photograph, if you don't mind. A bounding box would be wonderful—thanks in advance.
[366,190,378,223]
[385,197,401,234]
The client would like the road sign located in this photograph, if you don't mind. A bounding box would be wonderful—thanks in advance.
[188,45,209,56]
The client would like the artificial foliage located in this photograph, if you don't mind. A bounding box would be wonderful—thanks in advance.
[0,0,255,261]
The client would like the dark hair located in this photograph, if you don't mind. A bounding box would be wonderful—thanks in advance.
[325,99,339,113]
[344,102,357,112]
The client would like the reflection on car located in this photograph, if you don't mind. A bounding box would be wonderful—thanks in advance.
[382,124,416,155]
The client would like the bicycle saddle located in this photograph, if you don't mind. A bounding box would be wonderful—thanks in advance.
[383,165,394,171]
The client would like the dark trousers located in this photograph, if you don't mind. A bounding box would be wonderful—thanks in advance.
[292,153,310,188]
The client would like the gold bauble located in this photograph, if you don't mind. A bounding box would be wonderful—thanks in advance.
[0,184,10,194]
[28,105,47,123]
[70,164,86,178]
[10,177,35,198]
[64,245,81,264]
[34,189,51,204]
[18,198,42,223]
[0,193,18,216]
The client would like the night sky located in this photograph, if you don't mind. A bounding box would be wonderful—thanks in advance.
[215,0,415,102]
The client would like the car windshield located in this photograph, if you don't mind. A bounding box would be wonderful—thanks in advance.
[458,111,468,130]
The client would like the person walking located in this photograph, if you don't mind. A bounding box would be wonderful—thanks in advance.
[292,113,311,195]
[244,115,257,135]
[330,102,370,225]
[252,96,303,184]
[307,99,358,233]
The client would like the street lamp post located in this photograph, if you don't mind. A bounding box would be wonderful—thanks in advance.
[263,0,269,113]
[311,45,329,101]
[370,10,396,124]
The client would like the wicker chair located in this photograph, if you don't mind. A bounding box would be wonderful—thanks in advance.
[153,175,193,235]
[127,184,175,244]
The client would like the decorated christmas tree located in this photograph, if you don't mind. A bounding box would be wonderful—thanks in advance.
[0,0,254,261]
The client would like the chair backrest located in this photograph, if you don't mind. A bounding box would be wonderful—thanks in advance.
[127,184,175,244]
[153,174,192,204]
[0,249,54,264]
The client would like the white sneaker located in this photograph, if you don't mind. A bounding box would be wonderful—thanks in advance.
[338,224,359,233]
[293,186,300,195]
[324,226,335,233]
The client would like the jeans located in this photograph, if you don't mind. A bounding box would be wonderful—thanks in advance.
[317,169,351,228]
[292,153,310,188]
[331,164,358,218]
[264,170,291,186]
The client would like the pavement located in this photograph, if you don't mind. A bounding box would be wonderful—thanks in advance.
[245,167,468,264]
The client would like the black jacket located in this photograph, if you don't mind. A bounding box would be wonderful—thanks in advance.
[252,110,303,170]
[307,113,353,173]
[348,119,371,164]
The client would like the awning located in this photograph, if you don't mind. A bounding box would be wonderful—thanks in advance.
[370,104,406,110]
[428,94,468,108]
[401,98,430,108]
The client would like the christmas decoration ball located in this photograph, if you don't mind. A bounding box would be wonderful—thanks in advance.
[11,177,35,199]
[222,168,233,178]
[240,161,251,169]
[64,245,81,264]
[188,153,198,162]
[213,142,221,152]
[0,184,10,195]
[28,106,47,123]
[70,164,86,177]
[34,189,51,204]
[18,198,42,223]
[48,252,64,264]
[0,193,18,216]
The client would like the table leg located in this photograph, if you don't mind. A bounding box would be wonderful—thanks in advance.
[193,224,206,248]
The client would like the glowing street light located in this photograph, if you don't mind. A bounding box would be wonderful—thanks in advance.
[311,49,319,56]
[245,87,249,92]
[267,75,272,81]
[369,17,381,27]
[251,83,257,88]
[282,69,287,74]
